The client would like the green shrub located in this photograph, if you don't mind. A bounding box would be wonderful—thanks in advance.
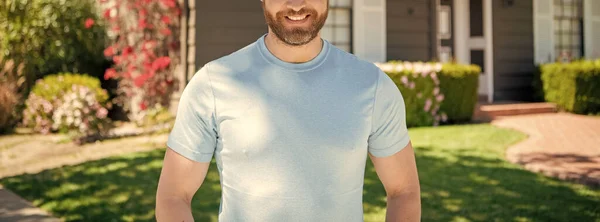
[540,60,600,114]
[22,73,110,134]
[30,73,109,104]
[377,61,479,127]
[377,61,447,127]
[0,0,107,87]
[438,63,480,122]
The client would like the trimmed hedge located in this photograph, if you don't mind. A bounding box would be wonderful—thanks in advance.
[438,63,481,122]
[376,61,480,127]
[541,60,600,114]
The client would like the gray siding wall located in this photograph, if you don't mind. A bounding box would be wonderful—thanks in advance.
[387,0,436,61]
[185,0,197,82]
[492,0,535,101]
[192,1,266,76]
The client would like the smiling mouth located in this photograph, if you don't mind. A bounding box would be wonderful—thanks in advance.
[285,14,310,22]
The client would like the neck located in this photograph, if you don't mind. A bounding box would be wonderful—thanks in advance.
[264,31,323,64]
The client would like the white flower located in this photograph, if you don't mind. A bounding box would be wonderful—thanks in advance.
[394,64,405,72]
[434,63,443,72]
[73,101,82,109]
[66,116,74,125]
[379,64,394,72]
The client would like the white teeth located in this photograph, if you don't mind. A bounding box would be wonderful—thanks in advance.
[287,15,307,21]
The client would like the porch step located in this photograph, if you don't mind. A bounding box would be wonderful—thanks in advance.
[473,102,558,121]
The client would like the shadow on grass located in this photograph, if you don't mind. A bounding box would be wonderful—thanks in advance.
[1,146,599,222]
[0,149,220,222]
[364,146,600,222]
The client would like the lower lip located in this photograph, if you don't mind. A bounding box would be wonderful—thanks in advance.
[285,15,310,24]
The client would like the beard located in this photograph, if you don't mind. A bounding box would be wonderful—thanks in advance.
[263,4,328,46]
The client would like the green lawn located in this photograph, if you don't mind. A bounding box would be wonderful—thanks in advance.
[1,124,599,222]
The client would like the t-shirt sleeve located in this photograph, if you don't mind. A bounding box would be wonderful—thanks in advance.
[166,64,218,162]
[368,69,411,158]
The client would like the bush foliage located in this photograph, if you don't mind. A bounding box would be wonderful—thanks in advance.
[23,73,110,135]
[0,0,108,86]
[540,60,600,114]
[376,61,480,127]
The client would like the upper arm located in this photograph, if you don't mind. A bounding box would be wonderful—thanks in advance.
[157,64,218,200]
[369,142,420,197]
[368,69,410,158]
[157,147,210,202]
[367,69,419,196]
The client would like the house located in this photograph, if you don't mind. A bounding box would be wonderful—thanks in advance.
[171,0,600,108]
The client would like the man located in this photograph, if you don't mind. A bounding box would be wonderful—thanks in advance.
[155,0,421,221]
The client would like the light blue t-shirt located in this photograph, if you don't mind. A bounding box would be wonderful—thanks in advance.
[167,34,411,221]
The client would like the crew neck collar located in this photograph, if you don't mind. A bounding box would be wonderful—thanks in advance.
[257,34,330,72]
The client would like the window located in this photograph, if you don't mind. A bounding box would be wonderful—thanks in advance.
[321,0,352,52]
[554,0,584,61]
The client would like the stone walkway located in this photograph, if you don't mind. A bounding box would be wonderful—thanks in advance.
[492,113,600,187]
[0,185,60,222]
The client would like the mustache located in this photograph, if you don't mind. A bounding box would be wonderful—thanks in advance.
[277,8,317,17]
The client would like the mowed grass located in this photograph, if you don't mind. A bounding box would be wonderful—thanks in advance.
[1,124,599,221]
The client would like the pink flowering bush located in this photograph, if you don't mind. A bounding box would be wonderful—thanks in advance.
[22,94,55,134]
[93,0,181,117]
[52,85,110,135]
[376,61,480,126]
[22,73,111,135]
[375,61,448,127]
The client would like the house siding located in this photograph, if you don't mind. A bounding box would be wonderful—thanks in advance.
[492,0,536,101]
[387,0,437,61]
[192,0,266,78]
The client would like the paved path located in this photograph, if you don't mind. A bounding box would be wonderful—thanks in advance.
[492,113,600,187]
[0,186,60,222]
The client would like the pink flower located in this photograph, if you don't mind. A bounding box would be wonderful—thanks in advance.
[160,0,176,8]
[112,55,122,65]
[436,94,445,102]
[152,57,171,70]
[140,102,148,111]
[424,99,432,112]
[84,18,94,28]
[103,9,112,19]
[139,9,148,17]
[161,16,171,24]
[160,28,172,36]
[409,82,415,89]
[401,76,408,86]
[104,68,117,80]
[429,72,437,79]
[134,74,151,87]
[104,46,115,57]
[122,46,133,58]
[138,18,148,29]
[96,108,108,119]
[433,87,440,95]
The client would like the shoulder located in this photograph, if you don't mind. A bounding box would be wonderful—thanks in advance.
[326,43,385,84]
[206,41,259,75]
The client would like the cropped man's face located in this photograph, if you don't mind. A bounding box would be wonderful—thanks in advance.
[262,0,328,46]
